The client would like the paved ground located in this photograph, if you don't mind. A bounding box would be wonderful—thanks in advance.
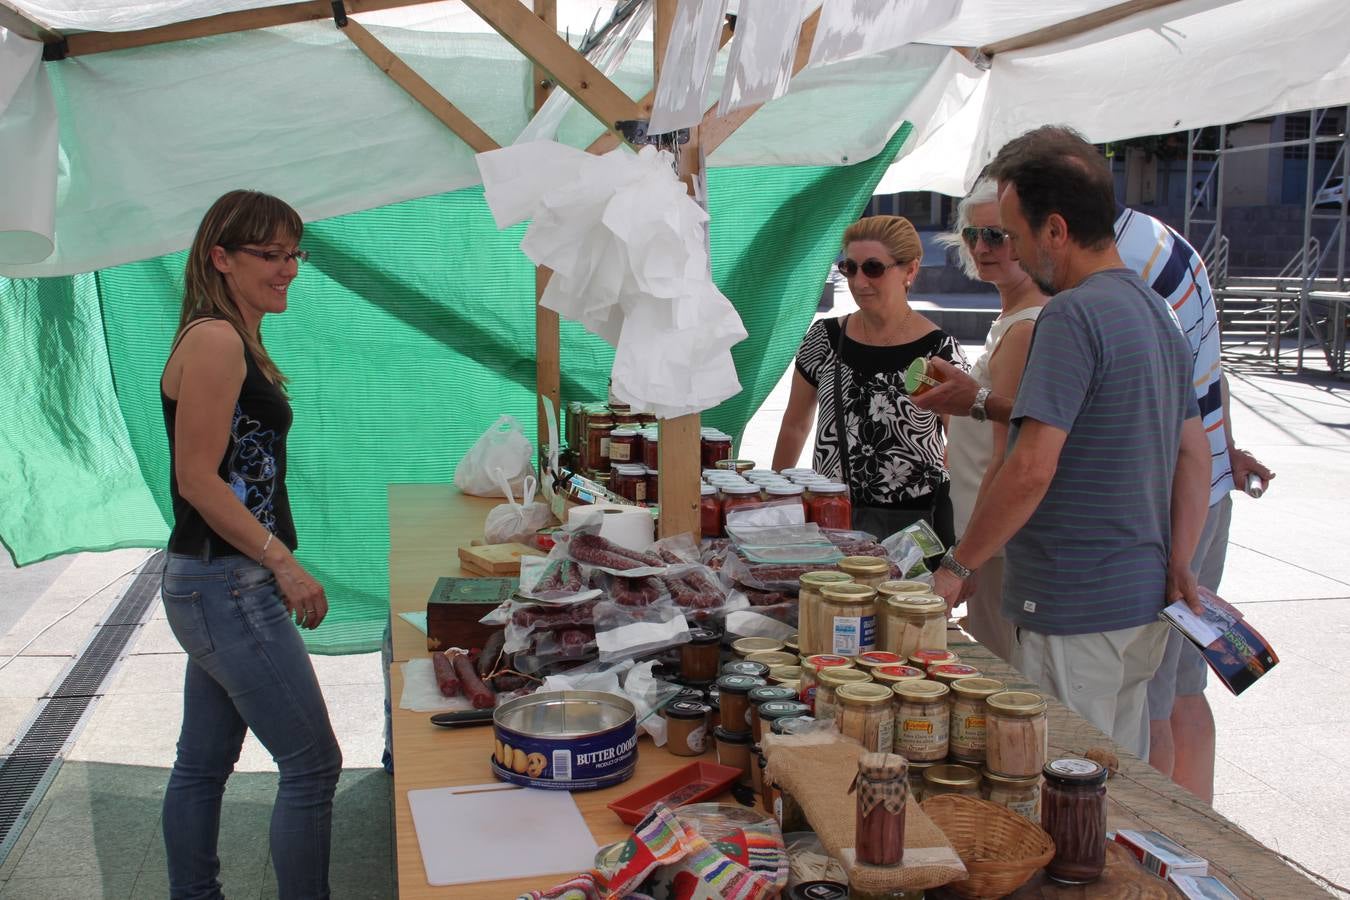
[1,298,1347,897]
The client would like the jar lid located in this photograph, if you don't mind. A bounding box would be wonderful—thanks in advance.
[766,484,804,496]
[587,417,614,427]
[758,700,811,719]
[720,660,771,679]
[768,665,802,683]
[983,769,1042,787]
[909,649,959,667]
[923,763,983,789]
[673,687,706,704]
[713,726,753,745]
[787,880,849,900]
[987,690,1048,717]
[803,654,854,671]
[857,751,908,780]
[720,483,760,495]
[699,427,721,437]
[609,427,640,437]
[771,715,814,735]
[644,467,658,476]
[872,664,927,683]
[893,679,950,701]
[781,468,817,476]
[836,682,893,706]
[700,483,717,496]
[877,579,933,596]
[733,636,785,656]
[903,356,932,394]
[783,633,800,651]
[817,667,873,688]
[748,685,798,705]
[884,594,948,616]
[665,699,709,720]
[818,583,878,603]
[745,650,797,669]
[929,663,982,682]
[838,555,890,575]
[701,469,725,479]
[615,464,647,475]
[949,676,1007,699]
[716,674,766,694]
[1043,757,1107,786]
[687,628,721,645]
[799,571,854,588]
[806,482,849,494]
[855,651,905,668]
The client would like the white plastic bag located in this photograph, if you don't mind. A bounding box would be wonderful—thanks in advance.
[454,415,536,498]
[484,474,553,544]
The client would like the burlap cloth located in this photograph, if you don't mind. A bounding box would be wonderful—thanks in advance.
[762,732,967,893]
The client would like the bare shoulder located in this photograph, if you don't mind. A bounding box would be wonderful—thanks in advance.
[179,319,243,354]
[164,320,245,400]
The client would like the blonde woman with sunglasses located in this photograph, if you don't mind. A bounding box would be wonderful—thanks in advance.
[774,215,966,548]
[933,180,1048,662]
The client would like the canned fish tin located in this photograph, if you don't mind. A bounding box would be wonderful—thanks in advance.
[491,691,637,791]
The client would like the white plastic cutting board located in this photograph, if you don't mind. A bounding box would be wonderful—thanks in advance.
[406,783,599,886]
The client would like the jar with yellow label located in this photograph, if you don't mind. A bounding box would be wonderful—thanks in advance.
[880,593,948,659]
[814,667,873,722]
[799,654,853,711]
[983,770,1042,823]
[985,691,1049,778]
[817,583,879,656]
[922,763,982,799]
[838,555,891,590]
[797,571,854,657]
[835,682,895,752]
[892,679,950,762]
[948,676,1006,765]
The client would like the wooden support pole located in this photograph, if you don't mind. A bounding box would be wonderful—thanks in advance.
[533,0,561,455]
[340,20,500,154]
[980,0,1185,56]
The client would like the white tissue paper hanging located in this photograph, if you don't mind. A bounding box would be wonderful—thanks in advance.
[717,0,811,116]
[477,140,747,419]
[0,30,58,266]
[808,0,961,70]
[648,0,731,134]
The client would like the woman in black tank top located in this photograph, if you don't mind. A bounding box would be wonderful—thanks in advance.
[158,191,340,900]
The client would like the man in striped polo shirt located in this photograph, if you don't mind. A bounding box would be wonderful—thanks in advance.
[925,126,1212,759]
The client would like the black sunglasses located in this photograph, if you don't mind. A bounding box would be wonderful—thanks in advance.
[961,226,1007,248]
[838,258,902,279]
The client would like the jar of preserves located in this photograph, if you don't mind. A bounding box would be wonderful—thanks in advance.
[817,583,879,656]
[768,665,802,691]
[838,555,891,590]
[714,458,756,474]
[680,628,721,684]
[610,404,642,426]
[780,467,817,478]
[892,679,950,762]
[983,770,1041,823]
[870,664,927,689]
[764,483,806,518]
[782,633,800,656]
[719,483,762,531]
[908,648,959,670]
[716,674,765,735]
[929,663,982,688]
[699,483,721,538]
[754,699,810,744]
[948,676,1006,764]
[879,592,947,659]
[612,464,648,503]
[700,432,733,468]
[585,412,615,472]
[853,650,905,675]
[804,482,852,530]
[1042,758,1108,884]
[720,660,770,680]
[922,763,982,799]
[814,667,873,722]
[664,700,710,756]
[608,427,642,466]
[771,714,814,736]
[745,650,797,670]
[854,752,907,866]
[714,726,754,785]
[797,571,854,657]
[836,682,895,752]
[566,400,584,457]
[748,684,797,715]
[644,467,658,503]
[799,654,853,711]
[733,636,784,658]
[985,691,1049,778]
[642,428,660,469]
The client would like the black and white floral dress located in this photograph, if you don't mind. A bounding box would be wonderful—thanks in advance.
[795,316,967,538]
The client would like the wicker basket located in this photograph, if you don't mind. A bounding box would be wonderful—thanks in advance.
[920,794,1055,899]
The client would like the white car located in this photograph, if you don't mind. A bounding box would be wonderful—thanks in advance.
[1315,176,1345,209]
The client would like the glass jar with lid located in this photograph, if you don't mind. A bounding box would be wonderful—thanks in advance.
[871,664,928,689]
[928,663,982,689]
[717,674,766,735]
[585,411,615,473]
[641,427,659,469]
[699,483,721,538]
[608,427,642,466]
[612,464,648,503]
[922,763,982,799]
[804,482,852,530]
[908,648,959,670]
[755,699,810,744]
[853,650,906,675]
[817,583,879,656]
[746,650,798,670]
[797,571,854,657]
[664,700,710,757]
[948,676,1006,764]
[700,431,733,468]
[644,467,659,504]
[983,770,1041,822]
[892,679,950,762]
[680,627,721,683]
[748,685,797,732]
[835,682,895,752]
[985,691,1049,778]
[798,654,853,711]
[768,665,801,691]
[838,555,891,590]
[814,667,873,722]
[733,636,784,658]
[782,633,799,656]
[1042,758,1108,884]
[879,592,947,659]
[720,660,771,680]
[765,482,806,512]
[718,483,762,532]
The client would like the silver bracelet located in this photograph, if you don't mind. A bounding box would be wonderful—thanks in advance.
[260,532,274,563]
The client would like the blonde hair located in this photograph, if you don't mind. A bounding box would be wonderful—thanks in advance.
[842,215,923,265]
[178,190,303,388]
[934,179,1000,279]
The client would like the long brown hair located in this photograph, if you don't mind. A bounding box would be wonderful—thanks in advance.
[178,190,303,387]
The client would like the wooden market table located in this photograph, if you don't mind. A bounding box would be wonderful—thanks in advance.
[386,484,1328,899]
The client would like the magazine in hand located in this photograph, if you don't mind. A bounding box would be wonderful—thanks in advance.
[1159,588,1278,696]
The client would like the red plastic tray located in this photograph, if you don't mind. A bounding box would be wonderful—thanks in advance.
[606,760,743,825]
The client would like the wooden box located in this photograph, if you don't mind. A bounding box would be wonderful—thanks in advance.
[426,576,516,653]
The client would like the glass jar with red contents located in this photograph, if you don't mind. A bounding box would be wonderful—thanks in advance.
[585,410,615,473]
[719,483,762,532]
[806,482,852,529]
[700,483,721,537]
[644,467,659,504]
[764,483,805,518]
[613,464,648,503]
[700,431,733,469]
[608,427,642,467]
[641,428,660,470]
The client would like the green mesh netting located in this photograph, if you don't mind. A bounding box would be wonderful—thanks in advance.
[0,125,909,653]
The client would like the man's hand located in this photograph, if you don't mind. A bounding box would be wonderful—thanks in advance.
[1229,446,1274,495]
[1166,557,1201,615]
[910,358,980,416]
[933,566,965,615]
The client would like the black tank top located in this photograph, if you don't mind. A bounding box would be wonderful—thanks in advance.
[162,320,298,557]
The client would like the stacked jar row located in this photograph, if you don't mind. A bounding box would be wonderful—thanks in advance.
[797,568,947,660]
[699,467,852,537]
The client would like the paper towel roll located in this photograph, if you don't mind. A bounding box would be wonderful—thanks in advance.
[566,504,655,552]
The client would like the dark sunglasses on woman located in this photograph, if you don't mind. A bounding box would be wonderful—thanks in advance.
[961,226,1007,248]
[837,258,902,279]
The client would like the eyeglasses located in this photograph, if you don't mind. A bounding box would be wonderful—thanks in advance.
[228,246,309,265]
[961,226,1007,248]
[837,258,902,279]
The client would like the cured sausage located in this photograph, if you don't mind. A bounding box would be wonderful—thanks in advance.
[432,650,461,697]
[570,533,664,569]
[450,650,495,709]
[535,559,584,594]
[477,630,506,678]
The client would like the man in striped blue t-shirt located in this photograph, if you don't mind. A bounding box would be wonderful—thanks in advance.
[926,126,1212,759]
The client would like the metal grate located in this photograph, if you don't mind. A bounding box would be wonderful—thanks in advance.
[0,551,164,863]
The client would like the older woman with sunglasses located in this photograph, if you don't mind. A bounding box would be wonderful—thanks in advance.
[933,180,1048,662]
[774,215,966,545]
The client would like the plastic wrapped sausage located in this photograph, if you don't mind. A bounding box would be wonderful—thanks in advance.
[449,650,495,709]
[570,533,664,569]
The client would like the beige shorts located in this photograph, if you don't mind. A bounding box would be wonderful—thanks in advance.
[1011,620,1170,760]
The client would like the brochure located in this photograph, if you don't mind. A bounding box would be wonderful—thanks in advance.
[1159,588,1278,696]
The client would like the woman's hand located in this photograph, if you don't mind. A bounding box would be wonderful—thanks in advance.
[270,556,329,629]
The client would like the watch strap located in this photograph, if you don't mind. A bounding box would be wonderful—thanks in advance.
[940,549,973,580]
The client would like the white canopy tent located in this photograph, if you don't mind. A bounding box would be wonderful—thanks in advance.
[1,0,1349,277]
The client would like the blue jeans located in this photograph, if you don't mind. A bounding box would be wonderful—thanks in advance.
[160,552,342,900]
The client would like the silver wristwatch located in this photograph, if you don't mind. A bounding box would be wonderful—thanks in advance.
[969,387,992,423]
[939,549,972,580]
